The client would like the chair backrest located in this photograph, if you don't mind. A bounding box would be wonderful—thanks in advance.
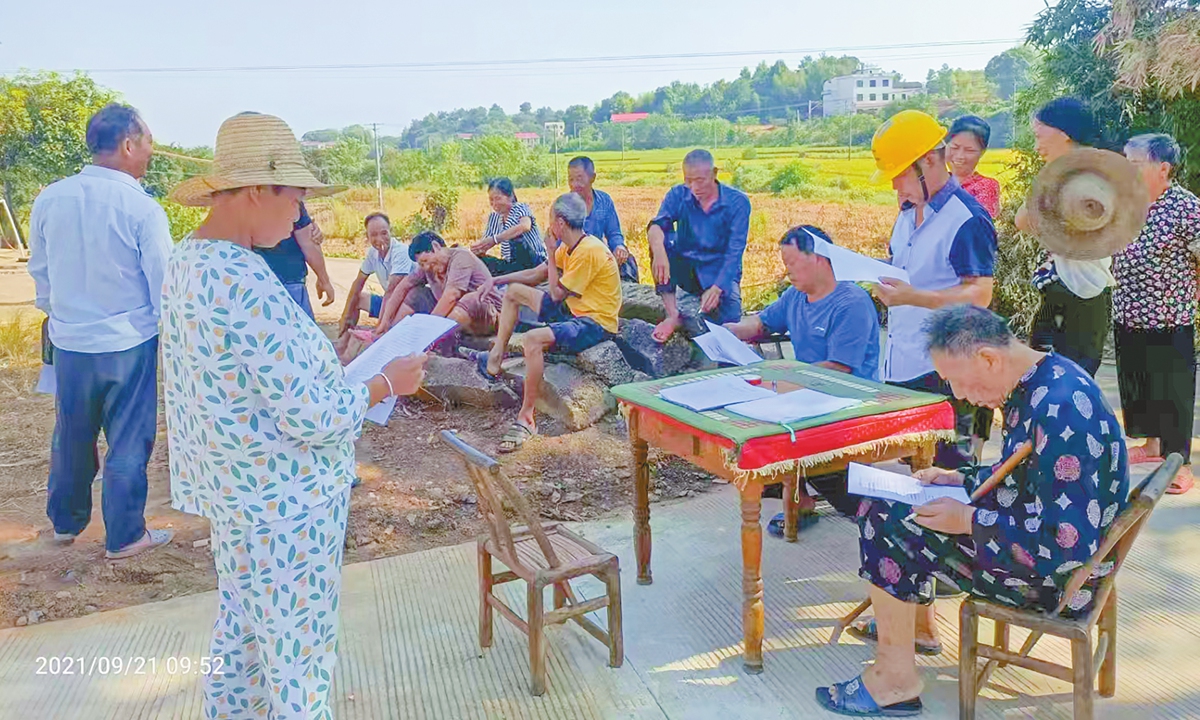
[439,430,563,570]
[1053,453,1183,617]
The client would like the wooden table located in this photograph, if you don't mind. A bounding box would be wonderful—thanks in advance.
[613,361,955,674]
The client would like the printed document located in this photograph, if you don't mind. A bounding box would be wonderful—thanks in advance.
[726,388,859,424]
[659,374,777,412]
[803,228,910,284]
[694,321,765,366]
[847,463,970,505]
[345,314,459,425]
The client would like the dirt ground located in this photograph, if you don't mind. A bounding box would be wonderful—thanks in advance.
[0,320,715,628]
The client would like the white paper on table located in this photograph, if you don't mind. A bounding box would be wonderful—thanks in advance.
[658,374,777,412]
[345,314,459,426]
[847,463,970,505]
[693,320,765,366]
[725,388,859,424]
[34,364,56,396]
[803,228,910,284]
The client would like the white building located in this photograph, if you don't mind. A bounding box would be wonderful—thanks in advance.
[822,71,925,116]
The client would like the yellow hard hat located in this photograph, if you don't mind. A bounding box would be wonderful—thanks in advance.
[870,110,947,183]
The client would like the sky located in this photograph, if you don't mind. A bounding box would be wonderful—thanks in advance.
[2,0,1053,147]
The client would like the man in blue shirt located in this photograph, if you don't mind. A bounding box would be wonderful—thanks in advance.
[724,225,880,381]
[648,149,751,342]
[254,201,335,319]
[27,104,174,559]
[567,156,637,282]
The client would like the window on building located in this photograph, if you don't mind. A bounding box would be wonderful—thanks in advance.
[882,79,890,87]
[902,94,908,99]
[856,94,863,101]
[870,79,877,87]
[882,93,889,100]
[856,80,863,87]
[869,93,876,101]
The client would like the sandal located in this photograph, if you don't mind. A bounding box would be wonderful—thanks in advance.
[1127,445,1163,466]
[815,675,923,717]
[105,528,174,560]
[498,421,535,454]
[1167,467,1194,495]
[767,511,819,538]
[847,618,943,656]
[465,348,502,382]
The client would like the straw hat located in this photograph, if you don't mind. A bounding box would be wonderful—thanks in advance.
[1027,148,1149,261]
[169,112,344,207]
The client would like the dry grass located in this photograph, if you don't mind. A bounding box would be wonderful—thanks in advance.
[0,311,41,370]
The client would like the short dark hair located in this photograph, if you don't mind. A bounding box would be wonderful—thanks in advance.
[408,230,446,261]
[683,149,715,168]
[780,224,834,253]
[86,103,144,156]
[487,177,517,202]
[364,212,391,229]
[923,304,1014,357]
[1035,97,1099,147]
[567,156,595,175]
[948,115,991,150]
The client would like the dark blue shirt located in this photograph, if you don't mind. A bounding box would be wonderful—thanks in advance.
[650,183,751,295]
[255,202,312,285]
[582,188,625,252]
[757,282,881,381]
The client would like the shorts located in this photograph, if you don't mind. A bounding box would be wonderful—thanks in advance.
[368,293,384,318]
[538,293,611,355]
[406,286,500,335]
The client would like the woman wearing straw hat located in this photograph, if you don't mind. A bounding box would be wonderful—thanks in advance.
[162,112,428,718]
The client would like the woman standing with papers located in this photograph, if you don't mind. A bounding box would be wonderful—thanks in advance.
[161,113,428,718]
[817,305,1129,717]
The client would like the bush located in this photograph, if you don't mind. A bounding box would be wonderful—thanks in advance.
[768,160,816,196]
[741,147,759,160]
[157,200,207,241]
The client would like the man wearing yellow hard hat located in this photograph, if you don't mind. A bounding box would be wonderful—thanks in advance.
[816,109,998,716]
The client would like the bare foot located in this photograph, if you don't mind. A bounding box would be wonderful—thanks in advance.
[861,664,924,707]
[652,315,682,343]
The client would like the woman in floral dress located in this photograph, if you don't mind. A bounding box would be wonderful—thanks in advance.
[1113,133,1200,494]
[162,112,428,718]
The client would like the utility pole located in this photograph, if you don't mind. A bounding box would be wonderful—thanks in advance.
[372,123,383,211]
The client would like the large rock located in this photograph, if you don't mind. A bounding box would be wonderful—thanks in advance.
[614,319,693,379]
[618,282,665,323]
[419,356,519,408]
[574,340,651,387]
[503,361,615,431]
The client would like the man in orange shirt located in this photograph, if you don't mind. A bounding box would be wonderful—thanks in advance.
[476,193,622,452]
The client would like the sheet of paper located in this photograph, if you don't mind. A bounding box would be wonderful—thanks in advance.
[803,228,910,284]
[345,314,459,426]
[847,463,970,506]
[725,388,859,424]
[693,320,764,366]
[659,374,777,412]
[34,364,56,396]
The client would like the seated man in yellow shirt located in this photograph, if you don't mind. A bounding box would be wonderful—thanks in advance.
[475,192,622,452]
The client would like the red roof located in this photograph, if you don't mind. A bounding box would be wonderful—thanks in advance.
[610,112,649,123]
[514,132,540,140]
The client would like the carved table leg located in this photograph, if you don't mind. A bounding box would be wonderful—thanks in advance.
[629,409,652,585]
[910,441,935,471]
[740,482,765,674]
[782,473,817,543]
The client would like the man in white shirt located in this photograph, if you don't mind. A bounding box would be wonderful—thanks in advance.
[337,212,413,334]
[26,104,175,560]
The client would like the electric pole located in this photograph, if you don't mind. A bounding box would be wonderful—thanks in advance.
[372,123,383,211]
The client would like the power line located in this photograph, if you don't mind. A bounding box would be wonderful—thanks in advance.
[12,38,1021,76]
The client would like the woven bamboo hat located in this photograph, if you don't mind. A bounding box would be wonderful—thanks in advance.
[1028,148,1149,261]
[169,112,344,207]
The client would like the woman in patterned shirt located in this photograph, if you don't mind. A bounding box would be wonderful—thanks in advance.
[1114,133,1200,494]
[818,305,1129,717]
[1016,98,1115,377]
[947,115,1000,218]
[471,177,547,276]
[162,112,428,718]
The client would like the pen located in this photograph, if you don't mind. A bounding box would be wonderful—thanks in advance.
[903,441,1034,525]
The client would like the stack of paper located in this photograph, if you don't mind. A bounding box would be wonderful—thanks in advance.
[847,463,970,505]
[726,388,859,424]
[693,321,765,366]
[802,227,910,284]
[658,374,776,412]
[344,314,459,425]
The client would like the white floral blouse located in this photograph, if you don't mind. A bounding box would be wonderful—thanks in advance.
[161,237,371,526]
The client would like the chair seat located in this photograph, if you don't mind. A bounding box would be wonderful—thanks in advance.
[485,524,612,580]
[967,596,1093,639]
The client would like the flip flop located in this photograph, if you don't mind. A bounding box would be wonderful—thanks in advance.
[1167,468,1194,495]
[498,422,535,454]
[1127,445,1163,466]
[815,675,923,717]
[105,528,174,560]
[767,511,819,538]
[847,618,943,656]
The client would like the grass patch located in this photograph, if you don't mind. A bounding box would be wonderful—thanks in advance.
[0,312,41,369]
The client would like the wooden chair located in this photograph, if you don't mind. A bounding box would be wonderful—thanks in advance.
[440,430,624,696]
[959,453,1183,720]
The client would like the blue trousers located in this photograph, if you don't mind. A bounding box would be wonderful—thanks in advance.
[282,281,315,320]
[48,337,158,553]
